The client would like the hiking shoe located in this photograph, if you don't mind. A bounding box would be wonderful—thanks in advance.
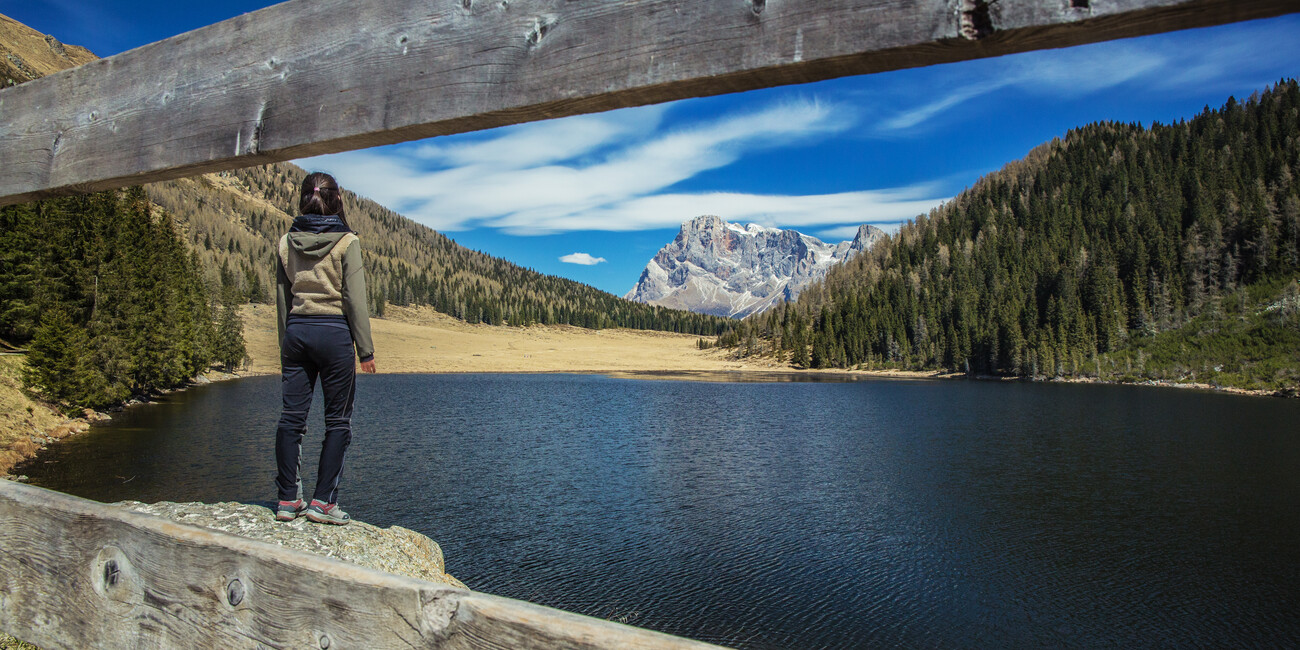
[306,500,351,525]
[276,499,307,522]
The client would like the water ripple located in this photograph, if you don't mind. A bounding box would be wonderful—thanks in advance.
[17,374,1300,649]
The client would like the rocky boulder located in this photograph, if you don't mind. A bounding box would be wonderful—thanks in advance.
[119,501,465,589]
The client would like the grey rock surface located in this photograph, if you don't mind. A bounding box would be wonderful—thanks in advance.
[120,501,466,589]
[625,216,884,318]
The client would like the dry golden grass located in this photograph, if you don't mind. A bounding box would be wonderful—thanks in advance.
[241,305,971,384]
[242,304,762,376]
[0,13,97,81]
[0,356,69,475]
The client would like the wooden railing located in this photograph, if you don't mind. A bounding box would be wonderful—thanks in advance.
[0,480,721,649]
[2,0,1296,206]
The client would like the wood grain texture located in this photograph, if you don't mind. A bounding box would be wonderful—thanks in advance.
[0,480,721,649]
[0,0,1296,206]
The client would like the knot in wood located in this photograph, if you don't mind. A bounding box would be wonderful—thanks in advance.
[226,578,245,606]
[525,16,557,47]
[319,633,332,649]
[751,0,766,15]
[103,560,120,588]
[958,0,995,40]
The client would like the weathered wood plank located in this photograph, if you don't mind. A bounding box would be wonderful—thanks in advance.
[1,0,1295,206]
[0,480,721,649]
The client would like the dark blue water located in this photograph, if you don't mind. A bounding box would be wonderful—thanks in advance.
[17,374,1300,648]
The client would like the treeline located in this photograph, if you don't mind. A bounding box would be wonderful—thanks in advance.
[0,188,245,410]
[720,80,1300,391]
[146,162,729,336]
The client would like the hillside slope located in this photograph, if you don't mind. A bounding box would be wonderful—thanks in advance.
[722,80,1300,393]
[0,13,94,87]
[145,164,728,335]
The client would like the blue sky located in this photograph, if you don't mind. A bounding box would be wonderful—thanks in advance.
[10,3,1300,295]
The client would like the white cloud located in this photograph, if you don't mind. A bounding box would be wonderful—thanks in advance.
[1007,43,1165,96]
[491,187,948,235]
[881,78,1015,131]
[410,105,668,169]
[873,18,1296,134]
[559,253,607,266]
[299,98,869,235]
[877,45,1162,134]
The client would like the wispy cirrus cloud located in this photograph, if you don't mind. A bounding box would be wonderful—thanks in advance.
[877,44,1163,134]
[493,187,948,235]
[881,79,1017,131]
[409,106,668,169]
[874,17,1299,134]
[302,98,947,236]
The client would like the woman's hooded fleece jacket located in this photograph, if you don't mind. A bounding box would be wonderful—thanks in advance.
[275,214,374,362]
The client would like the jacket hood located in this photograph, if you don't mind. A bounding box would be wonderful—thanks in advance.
[287,215,352,259]
[287,218,353,258]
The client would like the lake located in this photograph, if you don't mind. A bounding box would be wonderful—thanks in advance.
[16,373,1300,648]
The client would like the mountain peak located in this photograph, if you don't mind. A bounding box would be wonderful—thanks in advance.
[626,217,883,318]
[851,224,886,250]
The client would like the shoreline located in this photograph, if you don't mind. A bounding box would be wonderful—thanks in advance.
[0,364,263,479]
[0,355,102,479]
[5,304,1292,476]
[1041,373,1288,398]
[235,357,1291,398]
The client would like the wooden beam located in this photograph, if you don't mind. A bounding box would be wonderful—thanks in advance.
[1,0,1296,206]
[0,480,721,649]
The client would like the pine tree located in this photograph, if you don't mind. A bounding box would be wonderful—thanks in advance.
[22,309,90,407]
[214,284,247,371]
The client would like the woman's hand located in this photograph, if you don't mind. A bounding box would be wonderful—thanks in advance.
[360,359,377,373]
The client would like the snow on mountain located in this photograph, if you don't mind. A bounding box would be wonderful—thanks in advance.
[624,215,885,319]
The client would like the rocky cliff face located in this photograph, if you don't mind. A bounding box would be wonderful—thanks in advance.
[625,216,884,318]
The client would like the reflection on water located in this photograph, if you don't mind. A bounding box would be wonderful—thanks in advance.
[18,374,1300,648]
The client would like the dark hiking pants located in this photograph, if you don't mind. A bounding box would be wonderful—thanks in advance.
[275,321,356,504]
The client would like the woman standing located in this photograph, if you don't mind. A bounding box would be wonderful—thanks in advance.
[274,172,376,525]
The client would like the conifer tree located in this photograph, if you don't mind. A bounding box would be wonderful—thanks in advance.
[214,283,247,371]
[22,309,92,408]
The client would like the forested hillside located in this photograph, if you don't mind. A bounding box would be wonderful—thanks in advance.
[145,162,727,335]
[720,80,1300,392]
[0,189,244,409]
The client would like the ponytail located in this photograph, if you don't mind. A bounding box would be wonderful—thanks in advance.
[298,171,347,225]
